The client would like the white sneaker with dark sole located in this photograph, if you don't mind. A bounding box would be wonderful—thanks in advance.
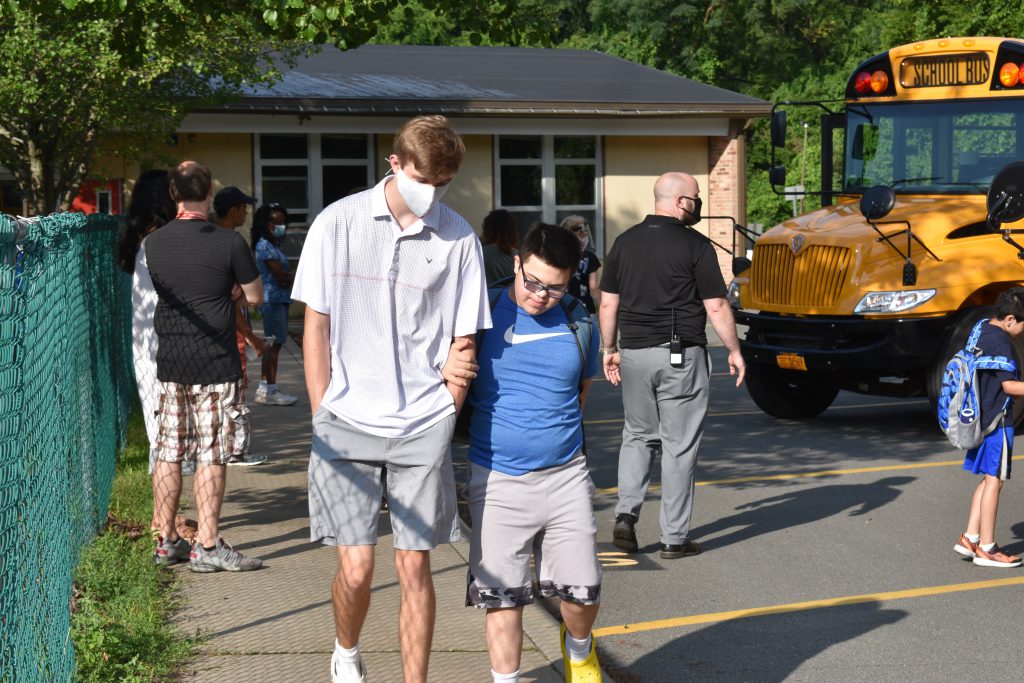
[227,454,268,466]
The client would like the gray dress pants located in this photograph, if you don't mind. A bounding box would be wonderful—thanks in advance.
[614,344,709,545]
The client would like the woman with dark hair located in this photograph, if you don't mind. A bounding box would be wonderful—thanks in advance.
[251,202,298,406]
[480,208,518,285]
[122,170,176,477]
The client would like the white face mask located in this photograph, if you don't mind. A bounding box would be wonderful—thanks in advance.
[395,167,448,217]
[272,224,287,238]
[581,236,590,251]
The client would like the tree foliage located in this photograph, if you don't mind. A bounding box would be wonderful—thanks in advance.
[0,1,551,213]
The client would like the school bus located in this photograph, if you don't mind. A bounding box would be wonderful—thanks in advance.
[731,37,1024,422]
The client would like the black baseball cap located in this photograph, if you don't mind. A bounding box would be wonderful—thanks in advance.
[213,186,257,214]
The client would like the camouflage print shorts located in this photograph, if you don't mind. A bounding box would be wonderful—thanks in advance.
[464,455,601,609]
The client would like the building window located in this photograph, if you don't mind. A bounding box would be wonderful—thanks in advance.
[255,133,375,228]
[495,135,602,253]
[256,133,375,267]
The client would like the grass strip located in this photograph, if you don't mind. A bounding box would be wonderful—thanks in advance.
[71,406,198,682]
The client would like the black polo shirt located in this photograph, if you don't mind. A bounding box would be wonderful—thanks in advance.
[600,214,727,349]
[146,218,260,385]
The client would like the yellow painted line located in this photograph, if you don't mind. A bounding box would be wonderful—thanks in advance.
[594,576,1024,638]
[584,399,928,425]
[592,456,1024,495]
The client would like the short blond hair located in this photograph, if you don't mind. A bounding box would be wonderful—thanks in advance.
[393,115,465,181]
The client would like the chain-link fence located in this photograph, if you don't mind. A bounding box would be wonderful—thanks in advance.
[0,212,134,682]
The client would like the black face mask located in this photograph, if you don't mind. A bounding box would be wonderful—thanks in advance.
[680,195,702,225]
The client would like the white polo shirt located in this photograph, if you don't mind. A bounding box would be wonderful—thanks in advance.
[292,176,491,438]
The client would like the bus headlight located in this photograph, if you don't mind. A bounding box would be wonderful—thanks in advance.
[727,280,741,308]
[854,289,936,314]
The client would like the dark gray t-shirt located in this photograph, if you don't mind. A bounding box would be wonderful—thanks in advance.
[600,215,727,348]
[145,218,260,385]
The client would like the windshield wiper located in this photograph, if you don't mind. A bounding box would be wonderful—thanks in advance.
[890,176,942,187]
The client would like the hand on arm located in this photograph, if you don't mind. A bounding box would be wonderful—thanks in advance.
[599,293,621,386]
[303,307,331,415]
[266,259,294,288]
[704,296,746,387]
[444,334,476,412]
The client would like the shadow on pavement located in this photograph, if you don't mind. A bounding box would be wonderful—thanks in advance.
[615,601,906,682]
[689,476,916,550]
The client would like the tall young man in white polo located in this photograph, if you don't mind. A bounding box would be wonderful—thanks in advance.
[293,115,490,683]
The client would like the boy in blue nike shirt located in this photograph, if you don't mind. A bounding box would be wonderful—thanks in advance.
[954,287,1024,567]
[465,224,603,682]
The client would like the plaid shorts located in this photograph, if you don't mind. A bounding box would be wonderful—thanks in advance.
[154,380,248,465]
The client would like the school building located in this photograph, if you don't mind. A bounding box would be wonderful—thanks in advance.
[82,44,770,274]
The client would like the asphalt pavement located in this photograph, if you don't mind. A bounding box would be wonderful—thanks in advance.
[169,323,1024,682]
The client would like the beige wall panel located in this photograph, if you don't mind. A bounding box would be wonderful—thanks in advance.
[444,135,492,233]
[602,136,708,248]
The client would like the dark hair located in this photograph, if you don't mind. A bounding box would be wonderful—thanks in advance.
[518,223,581,272]
[481,209,517,253]
[251,202,290,252]
[118,169,175,273]
[995,286,1024,320]
[168,161,212,202]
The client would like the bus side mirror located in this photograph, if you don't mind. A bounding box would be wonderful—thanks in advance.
[987,161,1024,229]
[860,185,896,221]
[770,110,787,148]
[732,256,752,276]
[769,165,787,186]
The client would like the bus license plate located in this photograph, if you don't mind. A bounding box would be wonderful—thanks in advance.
[776,353,807,371]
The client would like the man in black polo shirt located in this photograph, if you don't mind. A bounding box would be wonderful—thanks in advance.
[146,161,265,572]
[598,172,745,560]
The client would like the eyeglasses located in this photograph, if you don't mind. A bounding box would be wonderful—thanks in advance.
[520,268,568,299]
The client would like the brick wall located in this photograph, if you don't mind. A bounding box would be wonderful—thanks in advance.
[705,119,749,279]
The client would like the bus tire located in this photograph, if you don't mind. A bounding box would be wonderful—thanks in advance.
[744,363,839,419]
[927,305,1024,430]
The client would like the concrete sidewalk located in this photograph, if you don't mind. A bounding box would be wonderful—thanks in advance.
[173,335,570,682]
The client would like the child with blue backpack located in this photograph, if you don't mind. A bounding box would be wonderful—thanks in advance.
[954,287,1024,568]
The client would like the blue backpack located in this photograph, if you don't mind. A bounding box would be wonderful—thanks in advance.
[937,319,1017,449]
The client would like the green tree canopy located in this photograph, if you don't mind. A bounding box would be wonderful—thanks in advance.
[0,1,551,213]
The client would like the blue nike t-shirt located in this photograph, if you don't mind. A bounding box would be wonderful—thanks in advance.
[467,290,600,476]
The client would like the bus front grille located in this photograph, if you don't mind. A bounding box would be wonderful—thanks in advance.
[750,243,851,308]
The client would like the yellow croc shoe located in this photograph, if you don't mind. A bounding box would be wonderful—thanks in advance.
[560,623,602,682]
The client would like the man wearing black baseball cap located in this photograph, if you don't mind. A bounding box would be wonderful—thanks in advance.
[213,185,267,467]
[213,186,258,229]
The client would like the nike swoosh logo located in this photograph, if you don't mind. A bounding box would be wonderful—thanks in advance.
[503,325,571,345]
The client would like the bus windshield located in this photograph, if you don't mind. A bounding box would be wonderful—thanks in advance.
[844,98,1024,194]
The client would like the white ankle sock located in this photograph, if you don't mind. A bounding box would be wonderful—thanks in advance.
[965,532,980,543]
[333,640,363,680]
[258,381,268,392]
[565,631,592,661]
[492,670,519,682]
[981,542,996,552]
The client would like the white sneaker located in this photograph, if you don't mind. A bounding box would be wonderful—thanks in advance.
[254,389,298,406]
[331,649,367,682]
[227,454,268,466]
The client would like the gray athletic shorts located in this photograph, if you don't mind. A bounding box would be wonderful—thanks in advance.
[465,453,601,608]
[308,406,459,550]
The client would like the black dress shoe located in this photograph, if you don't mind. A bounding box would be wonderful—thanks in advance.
[660,540,700,559]
[612,513,638,553]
